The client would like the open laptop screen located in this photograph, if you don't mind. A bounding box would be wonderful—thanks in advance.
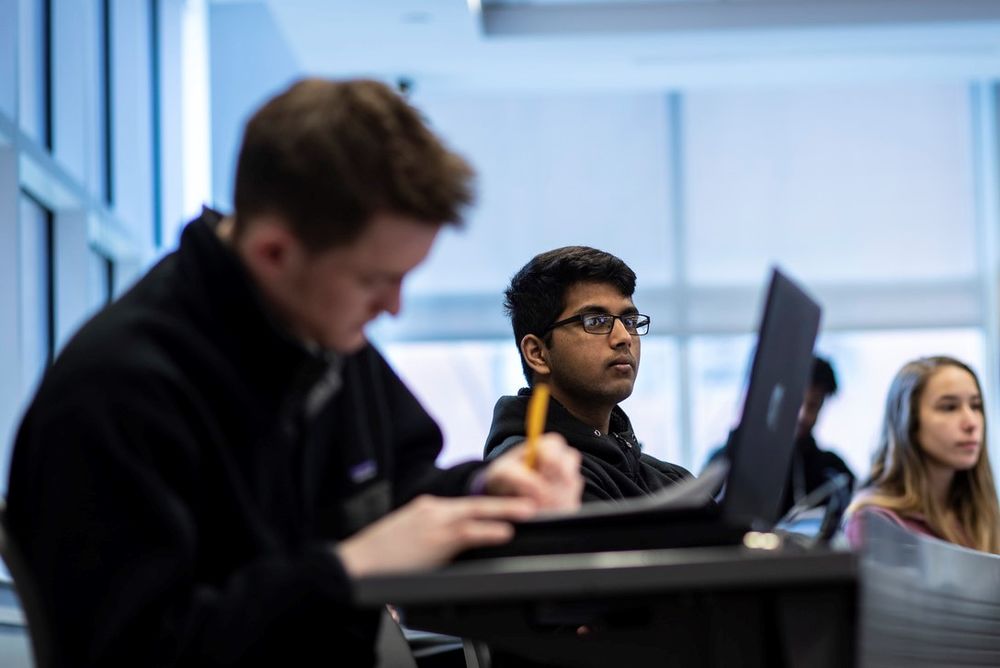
[721,267,821,528]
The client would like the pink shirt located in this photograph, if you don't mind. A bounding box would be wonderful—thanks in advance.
[843,505,947,550]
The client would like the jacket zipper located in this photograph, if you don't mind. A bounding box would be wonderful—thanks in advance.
[612,432,639,481]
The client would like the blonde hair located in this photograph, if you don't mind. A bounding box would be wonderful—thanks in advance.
[848,356,1000,553]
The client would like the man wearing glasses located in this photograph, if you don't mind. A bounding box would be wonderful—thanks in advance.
[485,246,691,501]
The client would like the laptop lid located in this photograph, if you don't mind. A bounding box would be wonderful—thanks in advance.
[719,267,821,529]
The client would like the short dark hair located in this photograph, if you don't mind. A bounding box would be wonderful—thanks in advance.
[504,246,637,385]
[811,355,838,396]
[233,78,475,250]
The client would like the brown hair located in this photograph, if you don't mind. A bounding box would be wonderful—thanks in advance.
[233,78,475,249]
[849,356,1000,553]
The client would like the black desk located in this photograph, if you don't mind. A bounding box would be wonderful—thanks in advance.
[358,515,1000,667]
[356,543,857,667]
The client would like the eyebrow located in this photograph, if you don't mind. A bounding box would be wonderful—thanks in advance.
[572,304,640,316]
[934,393,982,402]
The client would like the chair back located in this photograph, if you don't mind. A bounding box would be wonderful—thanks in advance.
[375,607,418,668]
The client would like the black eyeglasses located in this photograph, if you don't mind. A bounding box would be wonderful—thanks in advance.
[544,312,651,336]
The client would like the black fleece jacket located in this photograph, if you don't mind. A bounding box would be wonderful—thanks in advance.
[484,389,691,502]
[6,210,482,667]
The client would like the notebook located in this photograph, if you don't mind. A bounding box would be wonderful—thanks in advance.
[459,267,821,559]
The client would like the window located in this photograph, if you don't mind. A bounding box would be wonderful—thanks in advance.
[51,0,106,198]
[88,247,115,308]
[405,92,676,297]
[18,0,51,145]
[0,1,16,118]
[18,193,54,397]
[109,0,154,236]
[688,334,755,471]
[384,340,523,467]
[683,84,976,286]
[617,337,681,465]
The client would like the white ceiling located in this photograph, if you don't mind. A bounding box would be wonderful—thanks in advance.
[208,0,1000,92]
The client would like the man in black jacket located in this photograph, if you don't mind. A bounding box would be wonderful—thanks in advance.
[485,246,690,501]
[6,79,582,667]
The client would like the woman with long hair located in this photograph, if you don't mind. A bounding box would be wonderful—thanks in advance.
[844,356,1000,553]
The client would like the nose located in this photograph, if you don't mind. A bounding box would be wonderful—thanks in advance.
[380,282,403,317]
[960,405,982,431]
[608,317,632,347]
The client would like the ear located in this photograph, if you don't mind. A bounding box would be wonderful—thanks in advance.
[520,334,551,381]
[237,218,302,285]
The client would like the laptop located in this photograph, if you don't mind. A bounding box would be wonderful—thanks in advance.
[459,267,821,559]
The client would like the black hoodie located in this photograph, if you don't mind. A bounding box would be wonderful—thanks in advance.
[484,388,692,502]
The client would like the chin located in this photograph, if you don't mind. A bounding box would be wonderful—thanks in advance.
[611,383,636,403]
[326,331,368,354]
[951,455,981,472]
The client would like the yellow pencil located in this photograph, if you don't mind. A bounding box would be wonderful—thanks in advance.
[524,382,550,470]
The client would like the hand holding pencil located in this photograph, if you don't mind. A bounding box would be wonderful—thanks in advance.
[476,383,582,512]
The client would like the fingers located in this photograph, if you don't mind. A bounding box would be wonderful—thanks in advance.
[411,493,537,523]
[536,435,584,510]
[481,449,547,502]
[413,496,529,556]
[336,436,585,580]
[488,458,549,501]
[484,434,583,511]
[536,434,582,480]
[450,518,515,547]
[336,495,535,577]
